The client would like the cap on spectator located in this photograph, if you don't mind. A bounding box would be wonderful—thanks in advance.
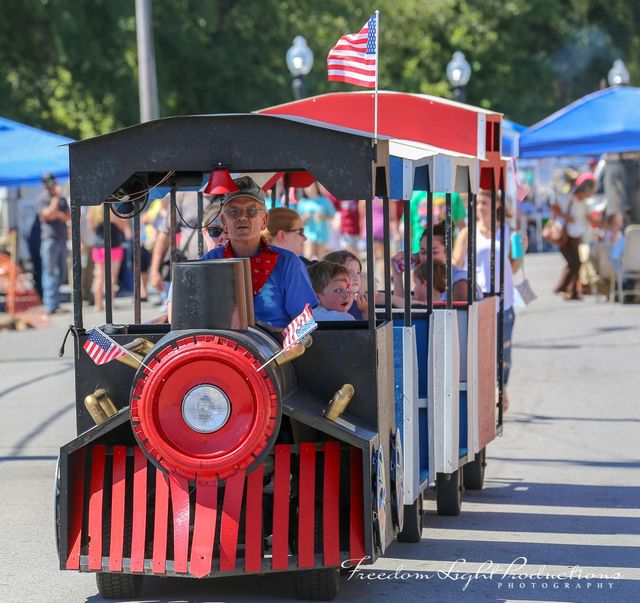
[220,175,266,205]
[575,172,596,187]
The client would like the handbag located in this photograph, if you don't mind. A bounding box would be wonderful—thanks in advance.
[542,218,567,246]
[542,200,572,247]
[514,265,537,305]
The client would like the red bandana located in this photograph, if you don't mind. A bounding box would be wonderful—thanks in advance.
[223,238,279,296]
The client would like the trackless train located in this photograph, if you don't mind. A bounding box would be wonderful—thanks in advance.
[56,99,507,600]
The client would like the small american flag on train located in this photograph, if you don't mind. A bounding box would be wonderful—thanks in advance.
[282,304,317,349]
[83,327,126,365]
[327,14,377,88]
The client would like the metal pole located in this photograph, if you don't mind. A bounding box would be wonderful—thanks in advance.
[133,209,141,324]
[103,204,113,324]
[382,193,392,322]
[445,192,452,309]
[71,205,83,330]
[490,181,496,295]
[197,191,204,257]
[497,186,506,426]
[135,0,159,122]
[403,198,411,327]
[366,196,375,331]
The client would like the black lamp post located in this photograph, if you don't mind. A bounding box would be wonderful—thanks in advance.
[286,36,314,100]
[446,51,472,103]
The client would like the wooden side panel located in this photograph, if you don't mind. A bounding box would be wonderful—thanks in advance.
[349,447,365,560]
[476,297,497,449]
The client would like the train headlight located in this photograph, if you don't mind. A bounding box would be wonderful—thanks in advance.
[182,385,231,433]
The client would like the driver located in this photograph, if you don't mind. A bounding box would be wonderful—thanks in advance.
[172,176,318,329]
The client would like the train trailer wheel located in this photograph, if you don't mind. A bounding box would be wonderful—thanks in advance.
[463,448,486,490]
[294,568,340,601]
[96,573,143,599]
[397,492,424,543]
[436,468,462,516]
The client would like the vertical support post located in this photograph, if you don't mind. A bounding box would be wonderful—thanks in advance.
[497,186,506,425]
[490,180,496,295]
[284,174,290,209]
[467,180,476,304]
[403,197,411,327]
[382,192,392,322]
[445,192,453,310]
[366,195,376,331]
[169,184,177,270]
[197,191,204,258]
[71,204,83,330]
[426,184,433,316]
[104,204,113,324]
[133,207,142,324]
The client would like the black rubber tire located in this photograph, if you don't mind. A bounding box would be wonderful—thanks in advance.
[463,449,486,490]
[294,568,340,601]
[397,492,424,543]
[96,572,143,599]
[436,468,462,516]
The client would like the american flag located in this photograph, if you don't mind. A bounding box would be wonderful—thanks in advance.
[282,304,317,349]
[327,14,377,88]
[83,327,126,365]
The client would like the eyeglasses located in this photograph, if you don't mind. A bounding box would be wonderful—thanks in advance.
[223,206,265,219]
[287,228,306,237]
[207,225,224,238]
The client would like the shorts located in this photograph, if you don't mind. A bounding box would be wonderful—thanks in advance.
[92,246,125,264]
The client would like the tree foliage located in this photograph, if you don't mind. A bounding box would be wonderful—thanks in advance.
[0,0,638,139]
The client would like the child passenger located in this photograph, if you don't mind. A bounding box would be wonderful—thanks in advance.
[322,250,367,319]
[308,261,356,321]
[391,261,446,307]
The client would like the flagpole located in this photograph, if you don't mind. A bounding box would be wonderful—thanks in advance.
[373,9,380,143]
[94,326,153,371]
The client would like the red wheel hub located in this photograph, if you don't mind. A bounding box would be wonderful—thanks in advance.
[130,334,278,480]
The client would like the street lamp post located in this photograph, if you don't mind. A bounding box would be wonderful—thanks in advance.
[286,36,314,100]
[607,59,630,87]
[446,51,472,103]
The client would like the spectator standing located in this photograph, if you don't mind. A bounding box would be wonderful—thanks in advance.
[553,173,596,300]
[38,173,70,314]
[88,205,131,311]
[297,183,336,259]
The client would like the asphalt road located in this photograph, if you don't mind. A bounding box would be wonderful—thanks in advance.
[0,252,638,602]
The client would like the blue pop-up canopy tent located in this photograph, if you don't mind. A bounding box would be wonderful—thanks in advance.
[519,86,640,158]
[502,118,526,157]
[0,116,73,187]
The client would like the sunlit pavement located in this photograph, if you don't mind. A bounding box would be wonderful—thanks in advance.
[0,252,638,602]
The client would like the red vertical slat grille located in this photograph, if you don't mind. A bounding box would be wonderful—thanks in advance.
[244,464,264,573]
[219,471,246,572]
[190,477,218,578]
[65,448,85,570]
[297,443,316,568]
[349,446,366,560]
[152,468,169,574]
[87,445,106,571]
[130,447,148,572]
[271,444,291,570]
[323,441,341,566]
[169,474,191,573]
[66,441,366,577]
[109,446,127,571]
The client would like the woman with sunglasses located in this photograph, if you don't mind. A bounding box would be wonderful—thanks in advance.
[263,207,309,262]
[201,202,226,251]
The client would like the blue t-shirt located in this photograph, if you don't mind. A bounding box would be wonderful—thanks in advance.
[312,306,355,321]
[296,196,336,244]
[201,244,318,328]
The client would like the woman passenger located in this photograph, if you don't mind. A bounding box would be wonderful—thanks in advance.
[263,207,308,261]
